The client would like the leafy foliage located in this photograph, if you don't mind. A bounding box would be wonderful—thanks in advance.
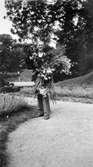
[6,0,93,80]
[5,0,73,84]
[0,34,14,72]
[0,34,26,72]
[4,0,93,81]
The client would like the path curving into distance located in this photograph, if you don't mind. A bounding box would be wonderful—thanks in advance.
[7,100,93,167]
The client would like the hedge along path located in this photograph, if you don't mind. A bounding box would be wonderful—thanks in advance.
[7,100,93,167]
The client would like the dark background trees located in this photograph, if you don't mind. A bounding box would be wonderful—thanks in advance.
[0,34,14,72]
[62,0,93,76]
[0,34,26,73]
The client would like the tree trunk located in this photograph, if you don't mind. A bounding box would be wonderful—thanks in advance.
[37,94,44,116]
[43,94,51,120]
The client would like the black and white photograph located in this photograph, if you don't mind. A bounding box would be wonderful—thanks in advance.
[0,0,93,167]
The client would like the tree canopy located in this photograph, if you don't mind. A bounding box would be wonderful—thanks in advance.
[5,0,93,81]
[5,0,73,82]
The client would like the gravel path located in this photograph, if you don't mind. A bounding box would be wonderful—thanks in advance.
[7,100,93,167]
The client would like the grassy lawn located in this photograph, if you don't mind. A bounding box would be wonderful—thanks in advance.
[54,86,93,103]
[14,71,93,103]
[54,72,93,103]
[19,85,93,103]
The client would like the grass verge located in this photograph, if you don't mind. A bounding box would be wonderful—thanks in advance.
[0,94,43,167]
[54,86,93,103]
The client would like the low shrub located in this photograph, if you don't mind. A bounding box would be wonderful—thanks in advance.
[0,94,29,116]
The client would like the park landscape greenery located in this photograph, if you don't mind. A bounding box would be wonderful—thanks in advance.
[4,0,93,116]
[1,0,93,166]
[1,0,93,78]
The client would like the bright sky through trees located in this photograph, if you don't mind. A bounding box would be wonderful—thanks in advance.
[0,0,12,35]
[0,0,18,40]
[0,0,85,44]
[0,0,56,36]
[0,0,57,46]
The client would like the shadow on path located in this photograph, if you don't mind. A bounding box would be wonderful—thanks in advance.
[0,105,42,167]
